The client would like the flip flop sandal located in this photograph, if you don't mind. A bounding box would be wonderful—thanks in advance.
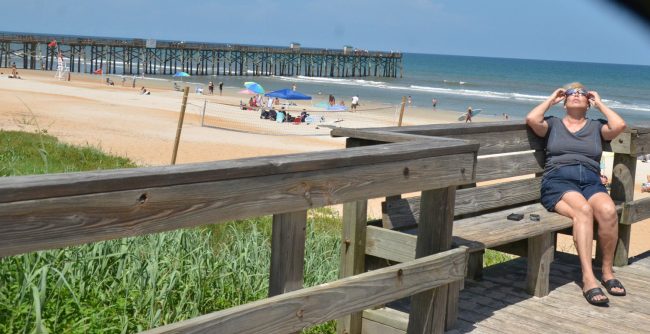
[583,287,609,306]
[601,279,627,296]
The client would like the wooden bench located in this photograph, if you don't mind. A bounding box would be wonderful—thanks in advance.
[332,121,650,333]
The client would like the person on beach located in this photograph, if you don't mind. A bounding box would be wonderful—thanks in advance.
[329,94,336,106]
[11,63,17,78]
[642,176,650,193]
[208,81,214,95]
[292,83,297,91]
[140,87,150,95]
[351,95,359,112]
[219,82,223,95]
[432,98,438,110]
[407,96,412,106]
[465,106,473,123]
[526,82,627,306]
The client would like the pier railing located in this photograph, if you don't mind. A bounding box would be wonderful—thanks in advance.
[0,129,478,333]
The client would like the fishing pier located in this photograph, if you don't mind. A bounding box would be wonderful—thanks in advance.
[0,32,402,78]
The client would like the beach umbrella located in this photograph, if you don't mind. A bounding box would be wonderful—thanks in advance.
[238,89,257,95]
[244,81,265,94]
[173,71,190,82]
[265,88,312,100]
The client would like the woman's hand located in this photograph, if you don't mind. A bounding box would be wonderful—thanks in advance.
[548,88,566,105]
[593,90,627,140]
[588,91,603,109]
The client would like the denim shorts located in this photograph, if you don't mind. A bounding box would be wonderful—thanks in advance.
[541,164,608,212]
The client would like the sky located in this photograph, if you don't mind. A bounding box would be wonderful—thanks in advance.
[3,0,650,66]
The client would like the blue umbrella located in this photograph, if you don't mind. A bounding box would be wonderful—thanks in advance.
[265,89,312,100]
[173,71,190,83]
[244,81,265,94]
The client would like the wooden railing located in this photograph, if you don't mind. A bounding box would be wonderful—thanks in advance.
[0,130,478,333]
[4,121,649,333]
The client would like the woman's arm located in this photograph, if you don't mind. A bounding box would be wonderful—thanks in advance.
[526,88,565,137]
[589,91,627,141]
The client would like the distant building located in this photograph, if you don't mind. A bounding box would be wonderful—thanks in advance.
[290,42,301,50]
[343,45,353,55]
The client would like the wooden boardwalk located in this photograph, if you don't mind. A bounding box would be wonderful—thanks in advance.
[377,251,650,334]
[451,251,650,333]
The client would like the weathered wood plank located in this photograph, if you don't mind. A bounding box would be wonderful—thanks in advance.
[466,250,484,281]
[334,125,541,155]
[457,177,541,215]
[0,153,475,257]
[620,196,650,225]
[525,232,554,297]
[475,151,545,182]
[456,251,650,333]
[611,153,636,266]
[331,121,528,139]
[445,280,462,330]
[407,187,456,334]
[143,247,468,334]
[471,268,649,333]
[337,200,368,334]
[269,211,307,297]
[0,139,478,204]
[609,130,650,155]
[632,132,650,154]
[333,123,645,155]
[366,226,419,263]
[453,209,572,250]
[361,320,404,334]
[369,204,572,265]
[382,177,541,229]
[363,308,409,332]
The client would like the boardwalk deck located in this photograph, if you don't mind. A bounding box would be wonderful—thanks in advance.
[366,251,650,334]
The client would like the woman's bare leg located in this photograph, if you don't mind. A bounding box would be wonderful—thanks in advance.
[554,192,607,302]
[588,192,624,294]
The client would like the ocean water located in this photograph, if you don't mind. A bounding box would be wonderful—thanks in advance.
[182,53,650,123]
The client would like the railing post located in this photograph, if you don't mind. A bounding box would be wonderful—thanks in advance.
[269,210,308,296]
[610,153,636,266]
[407,186,456,334]
[336,200,368,334]
[337,137,369,334]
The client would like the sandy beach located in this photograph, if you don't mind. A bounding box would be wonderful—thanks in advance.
[2,69,650,257]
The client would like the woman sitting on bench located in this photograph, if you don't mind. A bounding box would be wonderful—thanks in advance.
[526,82,627,306]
